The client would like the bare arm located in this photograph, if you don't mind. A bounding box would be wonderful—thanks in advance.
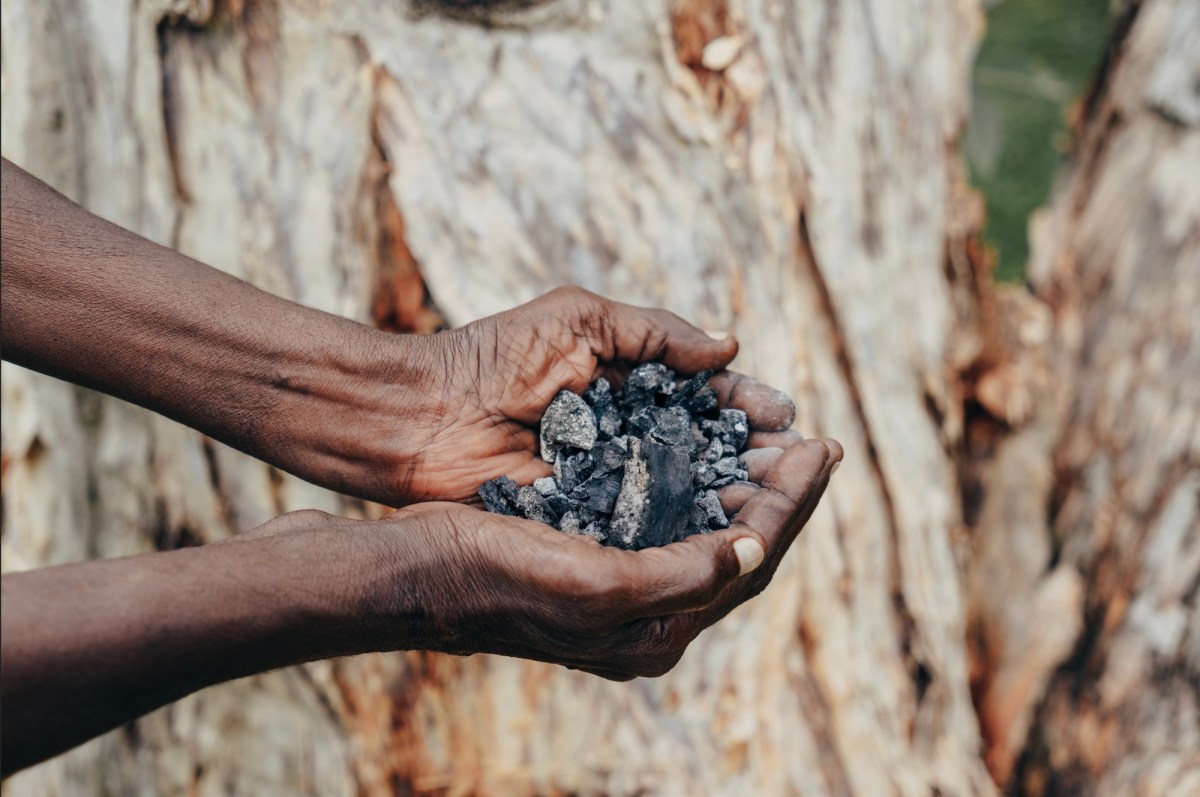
[0,440,841,776]
[1,157,799,507]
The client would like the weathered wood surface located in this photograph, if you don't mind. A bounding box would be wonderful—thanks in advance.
[1,0,1195,795]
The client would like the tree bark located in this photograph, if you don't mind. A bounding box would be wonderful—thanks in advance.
[0,0,1193,795]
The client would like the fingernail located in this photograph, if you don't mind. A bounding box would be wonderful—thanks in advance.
[831,461,840,475]
[733,537,764,577]
[704,329,731,341]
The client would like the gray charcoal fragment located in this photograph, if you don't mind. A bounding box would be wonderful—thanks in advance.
[558,511,582,535]
[691,461,718,488]
[718,408,749,451]
[704,438,724,463]
[545,493,575,518]
[714,457,741,477]
[625,363,675,397]
[533,476,559,497]
[648,406,692,447]
[626,405,657,438]
[695,489,729,529]
[517,486,556,525]
[540,390,598,463]
[497,475,519,505]
[478,478,518,516]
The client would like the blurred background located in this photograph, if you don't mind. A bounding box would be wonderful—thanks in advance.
[2,0,1196,795]
[966,0,1111,282]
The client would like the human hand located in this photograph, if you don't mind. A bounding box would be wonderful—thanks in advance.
[294,287,799,506]
[320,436,841,677]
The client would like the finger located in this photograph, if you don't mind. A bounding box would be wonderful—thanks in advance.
[717,481,759,516]
[747,430,805,450]
[708,371,797,431]
[605,526,768,619]
[549,287,738,374]
[740,447,784,483]
[729,439,834,555]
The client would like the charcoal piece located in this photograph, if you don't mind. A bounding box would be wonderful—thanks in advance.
[668,370,716,414]
[533,476,559,497]
[590,439,628,475]
[545,492,576,518]
[691,461,718,488]
[554,451,593,491]
[710,474,737,488]
[539,390,598,463]
[624,363,675,398]
[695,489,729,530]
[687,503,708,537]
[558,511,582,535]
[609,437,693,549]
[517,486,556,525]
[713,457,741,477]
[585,378,625,439]
[575,473,623,514]
[647,406,692,447]
[704,437,725,463]
[583,377,613,406]
[478,477,518,516]
[685,386,718,415]
[625,405,657,437]
[718,408,750,451]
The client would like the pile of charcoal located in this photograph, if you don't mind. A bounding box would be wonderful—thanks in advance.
[478,363,751,549]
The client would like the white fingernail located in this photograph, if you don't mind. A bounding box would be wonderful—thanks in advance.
[704,329,731,341]
[733,537,764,577]
[831,461,841,474]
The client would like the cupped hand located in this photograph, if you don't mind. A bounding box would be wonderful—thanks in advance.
[283,436,842,679]
[318,286,800,506]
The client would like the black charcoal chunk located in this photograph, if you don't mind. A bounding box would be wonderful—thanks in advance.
[517,486,556,525]
[647,406,693,447]
[626,405,657,438]
[478,476,519,516]
[609,437,693,549]
[577,474,623,514]
[554,450,593,491]
[590,439,628,475]
[533,476,559,497]
[545,493,576,519]
[704,437,725,463]
[540,390,598,463]
[585,378,624,439]
[668,370,716,415]
[691,461,718,488]
[695,489,729,529]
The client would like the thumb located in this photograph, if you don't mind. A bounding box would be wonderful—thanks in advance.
[614,527,767,618]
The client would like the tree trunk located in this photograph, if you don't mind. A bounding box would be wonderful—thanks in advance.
[0,1,1193,796]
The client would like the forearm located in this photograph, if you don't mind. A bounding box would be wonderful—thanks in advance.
[0,158,432,500]
[0,524,424,775]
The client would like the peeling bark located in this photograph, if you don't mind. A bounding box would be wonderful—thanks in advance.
[1,0,1194,795]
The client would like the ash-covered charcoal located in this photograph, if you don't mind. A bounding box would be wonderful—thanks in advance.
[516,486,556,525]
[478,475,520,516]
[584,378,624,440]
[479,364,766,548]
[540,390,598,463]
[695,489,730,530]
[609,437,693,548]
